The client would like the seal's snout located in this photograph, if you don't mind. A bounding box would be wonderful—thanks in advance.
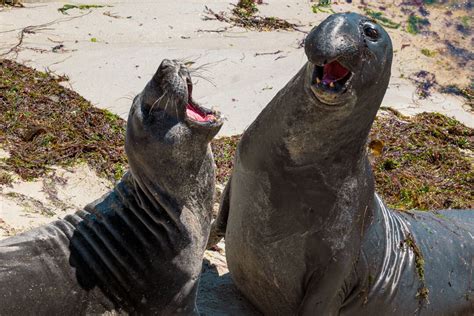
[305,14,362,67]
[140,59,223,134]
[304,12,393,106]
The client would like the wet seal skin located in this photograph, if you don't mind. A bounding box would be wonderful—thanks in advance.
[0,59,223,315]
[209,13,474,315]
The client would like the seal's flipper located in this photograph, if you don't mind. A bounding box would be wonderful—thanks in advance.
[207,177,231,249]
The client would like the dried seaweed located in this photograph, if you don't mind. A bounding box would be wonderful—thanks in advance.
[0,59,127,182]
[203,5,301,32]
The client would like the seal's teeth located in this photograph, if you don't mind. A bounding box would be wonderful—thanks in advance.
[316,78,321,84]
[329,82,335,88]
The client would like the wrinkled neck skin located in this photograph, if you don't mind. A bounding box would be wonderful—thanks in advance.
[284,64,384,171]
[243,62,388,191]
[126,87,215,221]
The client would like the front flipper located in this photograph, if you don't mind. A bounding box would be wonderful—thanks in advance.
[298,250,354,316]
[206,177,231,249]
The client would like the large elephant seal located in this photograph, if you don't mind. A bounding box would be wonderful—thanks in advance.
[210,13,473,315]
[0,59,223,315]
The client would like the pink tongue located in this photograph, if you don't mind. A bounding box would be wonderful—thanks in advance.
[186,103,215,122]
[322,61,349,84]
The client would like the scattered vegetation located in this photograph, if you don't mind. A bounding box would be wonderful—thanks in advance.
[211,135,240,183]
[409,70,437,99]
[311,0,335,14]
[406,14,430,34]
[0,171,13,185]
[440,84,473,110]
[233,0,258,17]
[370,111,473,211]
[0,59,127,182]
[420,48,436,57]
[58,4,108,15]
[401,233,429,303]
[364,8,401,29]
[0,0,22,7]
[203,3,300,32]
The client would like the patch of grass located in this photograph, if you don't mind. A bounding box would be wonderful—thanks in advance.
[364,8,401,29]
[406,15,430,34]
[421,48,437,57]
[0,59,127,182]
[58,4,108,15]
[212,111,473,211]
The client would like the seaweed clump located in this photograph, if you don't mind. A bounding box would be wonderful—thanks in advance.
[203,2,300,32]
[364,8,401,29]
[370,111,473,211]
[211,135,240,184]
[409,70,437,99]
[0,59,127,182]
[406,14,430,34]
[401,233,429,303]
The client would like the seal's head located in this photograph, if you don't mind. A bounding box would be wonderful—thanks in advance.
[304,12,393,107]
[125,59,223,196]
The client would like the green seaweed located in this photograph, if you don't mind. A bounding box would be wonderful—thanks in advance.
[402,233,429,302]
[421,48,437,57]
[407,15,430,35]
[312,0,335,14]
[0,59,127,182]
[58,4,108,14]
[364,8,401,29]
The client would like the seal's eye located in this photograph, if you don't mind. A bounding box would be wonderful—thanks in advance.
[363,25,379,40]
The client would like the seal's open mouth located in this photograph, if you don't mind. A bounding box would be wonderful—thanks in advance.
[316,61,351,89]
[185,78,220,125]
[310,60,353,105]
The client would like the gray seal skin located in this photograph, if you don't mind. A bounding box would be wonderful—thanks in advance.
[0,59,223,315]
[209,13,474,315]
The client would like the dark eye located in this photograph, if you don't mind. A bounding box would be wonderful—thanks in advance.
[363,25,379,40]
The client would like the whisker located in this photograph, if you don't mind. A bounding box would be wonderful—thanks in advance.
[149,91,168,115]
[163,96,171,115]
[174,99,179,120]
[192,74,217,87]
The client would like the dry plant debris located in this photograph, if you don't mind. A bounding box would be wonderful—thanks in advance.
[0,59,127,182]
[370,110,473,211]
[203,2,301,32]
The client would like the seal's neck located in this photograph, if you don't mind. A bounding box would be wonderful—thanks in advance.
[277,65,382,170]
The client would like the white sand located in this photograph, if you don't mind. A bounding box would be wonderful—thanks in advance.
[1,0,472,135]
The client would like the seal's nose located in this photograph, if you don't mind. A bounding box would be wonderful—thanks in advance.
[305,13,362,68]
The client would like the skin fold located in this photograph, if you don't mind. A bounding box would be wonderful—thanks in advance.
[209,13,474,315]
[0,59,223,315]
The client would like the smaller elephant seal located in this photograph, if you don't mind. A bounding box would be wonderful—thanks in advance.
[0,59,223,315]
[209,13,474,315]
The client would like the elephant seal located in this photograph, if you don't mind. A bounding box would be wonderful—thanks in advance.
[0,59,223,315]
[210,13,474,315]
